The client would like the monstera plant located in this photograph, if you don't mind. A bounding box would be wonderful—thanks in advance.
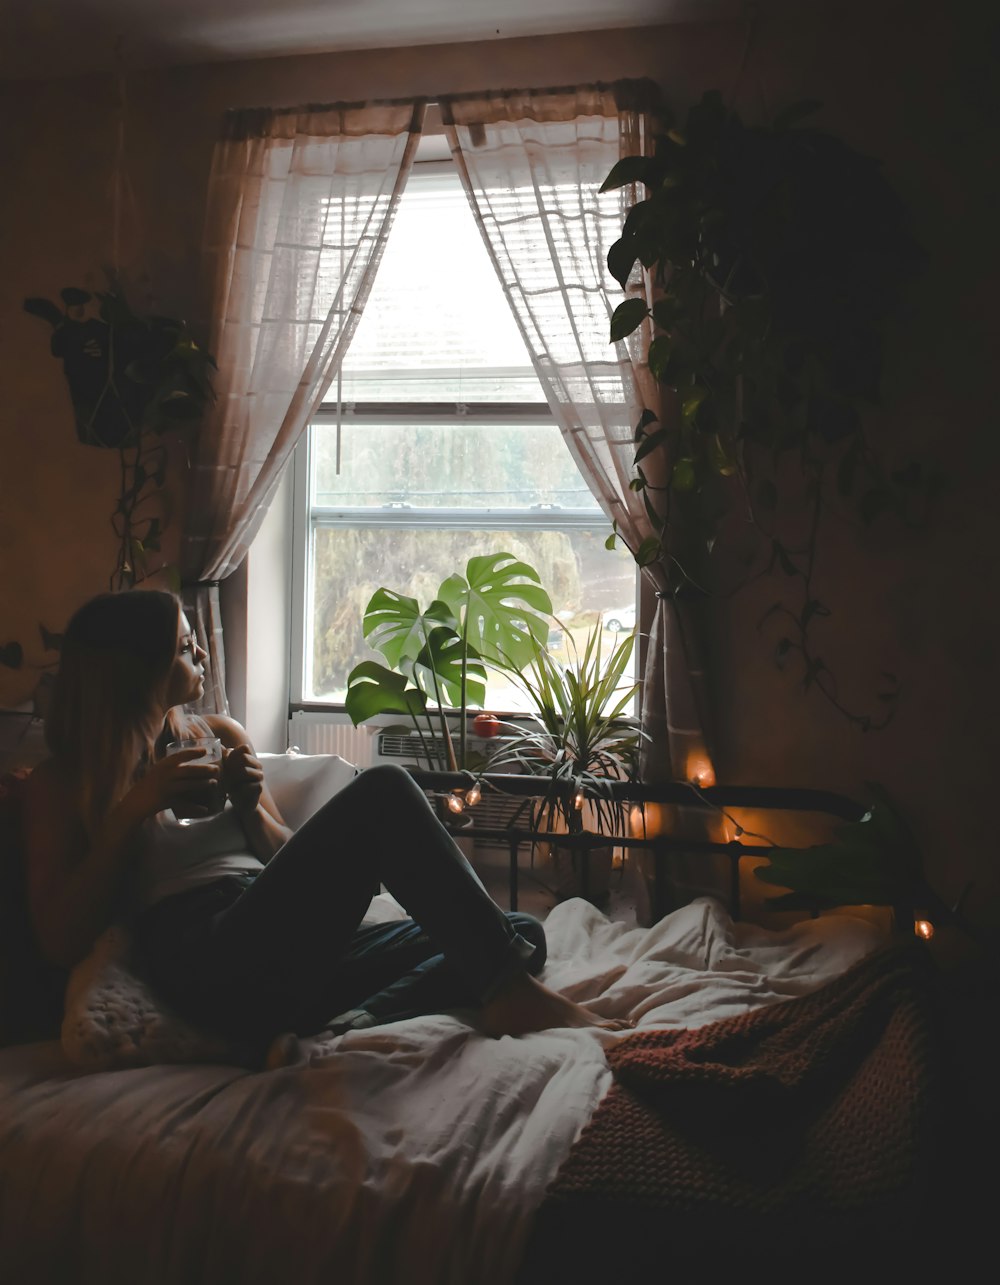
[344,552,552,771]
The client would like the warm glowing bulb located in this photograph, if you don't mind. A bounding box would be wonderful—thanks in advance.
[914,919,934,940]
[573,790,585,811]
[465,784,481,807]
[446,792,465,814]
[686,752,716,788]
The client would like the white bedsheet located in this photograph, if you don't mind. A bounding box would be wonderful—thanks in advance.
[0,897,883,1285]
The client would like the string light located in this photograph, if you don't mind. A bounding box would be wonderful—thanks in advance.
[572,790,585,811]
[914,919,934,940]
[465,783,481,808]
[686,751,716,789]
[446,792,465,814]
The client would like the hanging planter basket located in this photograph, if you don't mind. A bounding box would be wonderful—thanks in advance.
[24,285,216,449]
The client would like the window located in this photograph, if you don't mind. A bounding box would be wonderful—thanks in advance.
[291,140,637,712]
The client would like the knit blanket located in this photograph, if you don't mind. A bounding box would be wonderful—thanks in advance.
[518,942,943,1284]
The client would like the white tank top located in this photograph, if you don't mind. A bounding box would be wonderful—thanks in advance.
[133,711,264,911]
[133,804,265,910]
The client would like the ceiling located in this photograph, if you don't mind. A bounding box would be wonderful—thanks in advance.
[1,0,737,80]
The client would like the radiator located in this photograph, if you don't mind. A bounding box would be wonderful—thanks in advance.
[287,711,379,766]
[288,711,514,771]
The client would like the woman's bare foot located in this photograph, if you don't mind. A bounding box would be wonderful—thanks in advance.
[477,971,635,1039]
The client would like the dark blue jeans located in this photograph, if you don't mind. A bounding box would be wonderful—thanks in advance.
[137,764,546,1044]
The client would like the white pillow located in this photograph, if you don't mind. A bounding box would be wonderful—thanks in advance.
[259,752,359,832]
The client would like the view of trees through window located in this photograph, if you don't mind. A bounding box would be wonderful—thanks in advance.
[302,160,637,707]
[308,525,633,708]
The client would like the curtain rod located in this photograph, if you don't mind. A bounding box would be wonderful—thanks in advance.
[221,79,662,125]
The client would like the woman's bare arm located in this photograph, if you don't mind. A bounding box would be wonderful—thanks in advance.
[23,751,216,968]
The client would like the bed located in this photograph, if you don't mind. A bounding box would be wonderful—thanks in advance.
[0,753,944,1284]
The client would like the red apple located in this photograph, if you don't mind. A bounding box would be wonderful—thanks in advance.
[472,712,501,738]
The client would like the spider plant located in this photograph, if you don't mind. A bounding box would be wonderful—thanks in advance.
[489,618,644,838]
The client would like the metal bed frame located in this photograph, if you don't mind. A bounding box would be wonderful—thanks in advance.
[407,769,874,923]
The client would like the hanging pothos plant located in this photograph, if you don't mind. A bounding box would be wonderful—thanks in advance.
[602,90,932,730]
[24,281,217,591]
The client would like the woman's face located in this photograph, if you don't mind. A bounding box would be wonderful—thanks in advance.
[164,611,208,708]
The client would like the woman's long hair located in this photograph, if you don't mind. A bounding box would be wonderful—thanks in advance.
[45,590,182,835]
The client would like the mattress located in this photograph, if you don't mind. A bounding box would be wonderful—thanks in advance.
[0,896,883,1285]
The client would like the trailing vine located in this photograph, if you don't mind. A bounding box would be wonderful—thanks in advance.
[602,90,933,730]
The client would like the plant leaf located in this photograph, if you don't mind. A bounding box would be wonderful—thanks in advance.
[681,387,707,423]
[647,334,671,381]
[635,535,662,567]
[0,641,24,669]
[634,408,658,437]
[23,297,64,327]
[344,660,429,726]
[410,628,487,709]
[610,298,649,342]
[651,296,682,330]
[362,589,457,669]
[607,238,638,290]
[438,552,552,670]
[599,155,662,193]
[671,458,696,492]
[633,425,669,465]
[753,791,923,908]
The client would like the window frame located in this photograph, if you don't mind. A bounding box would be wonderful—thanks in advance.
[290,406,622,707]
[288,144,640,711]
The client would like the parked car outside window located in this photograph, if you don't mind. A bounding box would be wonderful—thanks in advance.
[602,605,636,633]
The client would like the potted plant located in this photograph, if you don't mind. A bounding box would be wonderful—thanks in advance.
[344,552,552,775]
[487,618,644,905]
[23,280,216,589]
[601,90,928,729]
[24,282,216,449]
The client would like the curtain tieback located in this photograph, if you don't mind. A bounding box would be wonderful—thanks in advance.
[656,585,707,602]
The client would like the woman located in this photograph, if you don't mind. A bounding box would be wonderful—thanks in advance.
[23,589,630,1057]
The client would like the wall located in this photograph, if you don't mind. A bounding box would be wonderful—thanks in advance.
[1,2,997,933]
[707,0,1000,938]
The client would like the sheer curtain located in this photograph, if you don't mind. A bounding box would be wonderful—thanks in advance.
[441,82,713,785]
[186,99,425,711]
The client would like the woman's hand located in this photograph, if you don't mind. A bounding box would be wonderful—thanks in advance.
[220,743,265,816]
[131,748,222,821]
[193,715,292,860]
